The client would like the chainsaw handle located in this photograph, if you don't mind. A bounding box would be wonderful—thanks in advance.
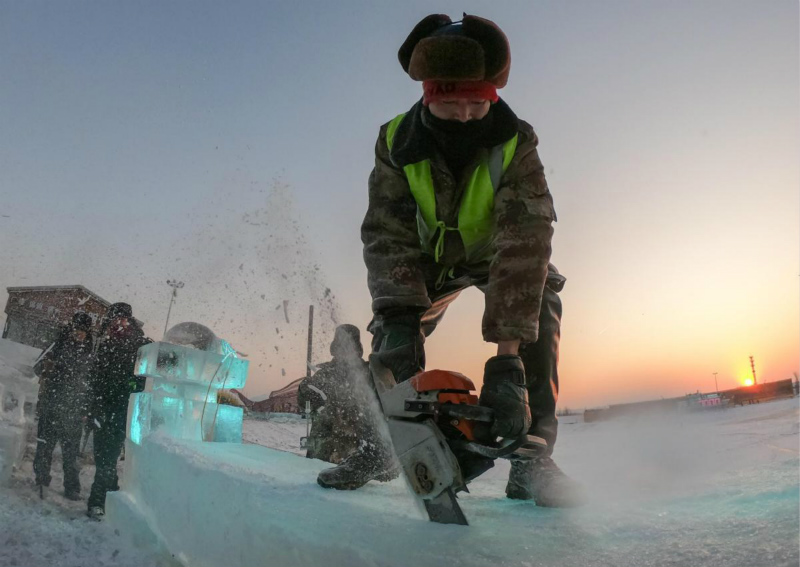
[439,404,547,460]
[450,435,524,459]
[450,433,547,461]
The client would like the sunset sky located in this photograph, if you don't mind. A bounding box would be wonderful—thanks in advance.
[1,1,797,408]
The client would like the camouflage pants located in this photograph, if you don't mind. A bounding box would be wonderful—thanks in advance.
[370,272,562,455]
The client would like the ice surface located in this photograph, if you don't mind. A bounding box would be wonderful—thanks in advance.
[108,398,799,567]
[242,413,307,455]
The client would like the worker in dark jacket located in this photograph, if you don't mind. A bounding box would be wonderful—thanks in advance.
[298,325,369,464]
[85,302,150,519]
[32,312,94,500]
[320,14,583,506]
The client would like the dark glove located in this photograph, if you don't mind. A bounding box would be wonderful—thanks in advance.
[375,313,424,383]
[479,355,532,439]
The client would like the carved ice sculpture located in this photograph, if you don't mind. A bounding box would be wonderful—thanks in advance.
[0,338,41,484]
[128,322,249,445]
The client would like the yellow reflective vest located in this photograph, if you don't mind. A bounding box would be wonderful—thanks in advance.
[385,113,518,275]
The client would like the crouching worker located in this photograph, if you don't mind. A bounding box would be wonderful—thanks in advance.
[320,14,584,507]
[85,302,150,519]
[298,325,370,465]
[33,312,95,500]
[313,326,398,489]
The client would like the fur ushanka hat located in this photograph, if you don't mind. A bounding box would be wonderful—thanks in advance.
[398,14,511,88]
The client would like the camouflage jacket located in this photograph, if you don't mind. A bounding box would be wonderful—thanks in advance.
[297,358,367,463]
[361,100,556,343]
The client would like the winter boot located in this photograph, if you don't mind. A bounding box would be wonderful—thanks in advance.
[317,451,396,490]
[87,506,105,521]
[506,457,586,507]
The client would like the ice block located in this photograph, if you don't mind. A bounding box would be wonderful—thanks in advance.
[128,323,249,444]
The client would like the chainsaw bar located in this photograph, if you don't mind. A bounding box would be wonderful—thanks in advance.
[423,487,469,525]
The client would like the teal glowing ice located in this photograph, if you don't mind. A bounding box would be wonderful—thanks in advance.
[135,342,248,394]
[128,323,249,445]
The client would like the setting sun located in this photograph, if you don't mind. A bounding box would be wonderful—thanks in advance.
[743,378,755,387]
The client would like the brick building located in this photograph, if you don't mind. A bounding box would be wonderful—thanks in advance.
[2,285,113,349]
[232,377,304,414]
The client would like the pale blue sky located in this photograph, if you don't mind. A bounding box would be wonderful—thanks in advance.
[1,2,797,406]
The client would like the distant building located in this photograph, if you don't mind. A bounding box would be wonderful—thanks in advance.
[584,379,796,422]
[723,379,795,406]
[3,285,113,349]
[584,397,681,423]
[232,377,304,414]
[682,392,723,409]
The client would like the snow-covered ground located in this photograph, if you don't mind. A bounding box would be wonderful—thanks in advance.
[2,399,798,567]
[1,438,172,567]
[242,413,307,455]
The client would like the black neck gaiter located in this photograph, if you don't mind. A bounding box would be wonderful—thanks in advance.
[421,108,495,182]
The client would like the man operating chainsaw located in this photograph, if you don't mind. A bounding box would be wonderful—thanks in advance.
[318,13,584,508]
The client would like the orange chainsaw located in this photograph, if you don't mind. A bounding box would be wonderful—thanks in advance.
[369,356,547,525]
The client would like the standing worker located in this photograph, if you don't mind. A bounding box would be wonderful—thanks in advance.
[319,14,583,507]
[33,312,95,500]
[85,302,150,519]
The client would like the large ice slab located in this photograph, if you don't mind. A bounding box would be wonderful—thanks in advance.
[108,399,799,567]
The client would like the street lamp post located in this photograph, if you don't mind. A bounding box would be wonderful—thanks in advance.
[163,280,185,338]
[713,372,719,394]
[749,356,758,385]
